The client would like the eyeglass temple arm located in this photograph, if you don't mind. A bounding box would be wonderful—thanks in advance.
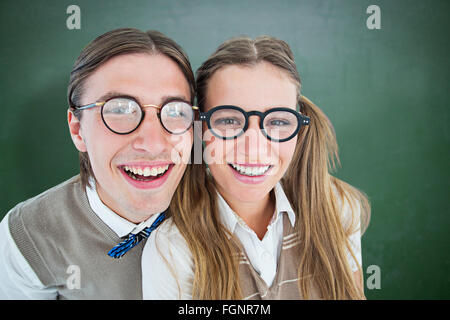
[72,102,105,110]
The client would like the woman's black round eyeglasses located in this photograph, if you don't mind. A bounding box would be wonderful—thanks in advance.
[199,105,310,142]
[71,96,198,135]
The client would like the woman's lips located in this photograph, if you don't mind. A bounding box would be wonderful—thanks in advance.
[228,163,273,184]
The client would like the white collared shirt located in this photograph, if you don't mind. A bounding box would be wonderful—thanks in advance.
[0,180,158,299]
[142,183,362,299]
[216,183,296,287]
[85,182,160,237]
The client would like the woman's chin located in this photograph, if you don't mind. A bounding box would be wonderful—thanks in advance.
[210,164,281,202]
[219,183,273,203]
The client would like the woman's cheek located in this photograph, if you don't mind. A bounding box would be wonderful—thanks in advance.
[203,133,236,166]
[278,138,298,174]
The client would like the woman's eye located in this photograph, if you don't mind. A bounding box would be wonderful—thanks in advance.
[269,119,290,126]
[214,118,241,126]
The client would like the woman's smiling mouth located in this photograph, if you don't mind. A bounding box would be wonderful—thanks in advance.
[228,163,272,177]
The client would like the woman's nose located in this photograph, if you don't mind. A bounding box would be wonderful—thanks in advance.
[236,116,270,160]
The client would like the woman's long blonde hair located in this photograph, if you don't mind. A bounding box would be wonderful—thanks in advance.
[167,36,371,299]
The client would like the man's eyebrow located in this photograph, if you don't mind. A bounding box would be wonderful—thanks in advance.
[159,95,192,106]
[96,91,131,102]
[95,92,191,106]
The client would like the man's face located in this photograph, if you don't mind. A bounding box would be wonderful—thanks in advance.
[68,53,192,222]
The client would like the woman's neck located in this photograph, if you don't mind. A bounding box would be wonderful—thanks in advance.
[218,187,276,240]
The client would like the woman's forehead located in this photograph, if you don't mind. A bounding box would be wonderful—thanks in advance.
[205,62,298,110]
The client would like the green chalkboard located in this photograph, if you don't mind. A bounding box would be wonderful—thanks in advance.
[0,0,448,299]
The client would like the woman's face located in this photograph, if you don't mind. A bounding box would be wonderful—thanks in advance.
[203,61,298,204]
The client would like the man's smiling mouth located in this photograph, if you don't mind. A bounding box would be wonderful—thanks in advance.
[120,164,172,181]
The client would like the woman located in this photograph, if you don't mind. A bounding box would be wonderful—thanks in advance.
[142,35,371,299]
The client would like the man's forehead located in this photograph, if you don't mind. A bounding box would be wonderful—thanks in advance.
[81,53,191,105]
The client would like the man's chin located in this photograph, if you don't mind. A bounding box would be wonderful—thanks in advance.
[100,187,172,222]
[96,166,181,221]
[126,195,171,217]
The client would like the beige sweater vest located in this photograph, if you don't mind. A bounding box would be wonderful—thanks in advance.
[8,175,143,299]
[238,213,320,300]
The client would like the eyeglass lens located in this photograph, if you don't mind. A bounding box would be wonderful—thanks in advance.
[101,97,194,134]
[208,108,300,141]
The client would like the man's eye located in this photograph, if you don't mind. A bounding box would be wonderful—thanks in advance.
[167,109,186,118]
[112,107,132,114]
[104,105,137,115]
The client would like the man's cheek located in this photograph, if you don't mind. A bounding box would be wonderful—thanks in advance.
[87,144,114,177]
[169,133,192,165]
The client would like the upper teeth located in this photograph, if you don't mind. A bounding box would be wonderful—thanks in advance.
[230,163,271,176]
[124,165,170,177]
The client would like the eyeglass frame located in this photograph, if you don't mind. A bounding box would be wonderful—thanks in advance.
[199,105,310,142]
[70,95,199,135]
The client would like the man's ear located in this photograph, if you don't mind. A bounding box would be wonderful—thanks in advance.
[67,109,87,152]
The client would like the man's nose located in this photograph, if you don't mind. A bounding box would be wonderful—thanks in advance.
[131,109,169,153]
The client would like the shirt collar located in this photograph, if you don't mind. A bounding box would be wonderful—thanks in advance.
[273,182,296,227]
[85,179,160,237]
[216,192,245,235]
[217,182,296,234]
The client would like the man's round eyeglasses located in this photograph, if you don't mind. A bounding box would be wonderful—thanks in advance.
[70,96,198,135]
[199,105,310,142]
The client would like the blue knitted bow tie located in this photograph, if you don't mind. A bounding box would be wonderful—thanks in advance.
[107,211,166,259]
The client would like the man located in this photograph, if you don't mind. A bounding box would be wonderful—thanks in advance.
[0,28,196,299]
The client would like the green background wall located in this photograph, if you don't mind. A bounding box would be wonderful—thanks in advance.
[0,0,448,299]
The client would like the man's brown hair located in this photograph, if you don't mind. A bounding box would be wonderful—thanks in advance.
[67,28,195,188]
